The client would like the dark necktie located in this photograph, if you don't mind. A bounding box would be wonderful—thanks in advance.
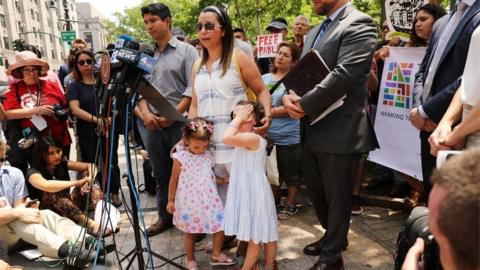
[313,18,332,48]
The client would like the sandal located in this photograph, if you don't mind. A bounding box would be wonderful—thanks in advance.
[87,224,113,237]
[185,259,200,270]
[210,253,237,266]
[277,205,298,220]
[203,238,238,254]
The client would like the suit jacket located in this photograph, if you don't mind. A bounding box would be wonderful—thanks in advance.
[414,0,480,123]
[299,5,378,154]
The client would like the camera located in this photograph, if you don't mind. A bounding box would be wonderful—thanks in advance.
[395,206,442,270]
[52,104,68,122]
[18,128,37,149]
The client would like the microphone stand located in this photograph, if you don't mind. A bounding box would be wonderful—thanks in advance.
[114,77,187,270]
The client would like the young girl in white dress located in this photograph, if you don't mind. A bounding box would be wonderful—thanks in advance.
[166,118,236,269]
[222,101,278,270]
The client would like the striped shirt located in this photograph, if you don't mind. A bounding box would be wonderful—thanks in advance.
[194,49,247,164]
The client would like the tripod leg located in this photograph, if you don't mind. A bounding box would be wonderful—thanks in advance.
[120,248,136,263]
[125,251,138,269]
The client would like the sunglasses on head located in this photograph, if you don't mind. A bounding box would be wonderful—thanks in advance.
[195,22,222,32]
[77,59,93,66]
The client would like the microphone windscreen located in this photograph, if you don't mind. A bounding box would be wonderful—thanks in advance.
[124,40,140,51]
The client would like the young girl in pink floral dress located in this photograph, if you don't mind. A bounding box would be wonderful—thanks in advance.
[166,117,236,269]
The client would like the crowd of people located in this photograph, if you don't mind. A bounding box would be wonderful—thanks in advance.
[0,0,479,269]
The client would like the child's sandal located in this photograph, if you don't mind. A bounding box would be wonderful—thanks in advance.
[210,253,237,266]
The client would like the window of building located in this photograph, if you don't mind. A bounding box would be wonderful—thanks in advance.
[35,12,39,21]
[3,37,8,50]
[84,32,93,49]
[0,14,6,28]
[51,49,55,59]
[85,23,89,29]
[31,9,35,18]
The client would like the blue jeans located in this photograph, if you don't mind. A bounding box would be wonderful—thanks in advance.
[145,122,182,223]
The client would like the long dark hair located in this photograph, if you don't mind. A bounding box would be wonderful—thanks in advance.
[72,49,95,82]
[200,6,234,77]
[409,4,446,47]
[32,136,62,170]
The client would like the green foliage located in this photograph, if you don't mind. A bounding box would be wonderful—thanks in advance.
[104,0,386,45]
[353,0,381,25]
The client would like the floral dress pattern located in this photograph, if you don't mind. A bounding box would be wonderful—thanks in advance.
[171,149,224,234]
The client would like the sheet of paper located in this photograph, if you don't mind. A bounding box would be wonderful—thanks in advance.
[19,249,43,260]
[310,95,346,125]
[30,115,47,131]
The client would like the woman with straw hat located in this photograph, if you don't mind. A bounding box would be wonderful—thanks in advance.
[3,51,71,174]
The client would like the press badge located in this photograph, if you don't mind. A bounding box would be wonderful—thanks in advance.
[0,196,11,209]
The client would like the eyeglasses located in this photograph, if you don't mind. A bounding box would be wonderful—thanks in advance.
[195,22,222,32]
[382,25,389,31]
[21,68,39,74]
[77,59,93,66]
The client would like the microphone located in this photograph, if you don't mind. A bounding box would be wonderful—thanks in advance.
[136,43,156,74]
[115,34,133,49]
[131,44,157,90]
[116,40,140,64]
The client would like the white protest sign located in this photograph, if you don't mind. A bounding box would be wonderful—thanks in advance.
[369,47,426,181]
[257,33,282,58]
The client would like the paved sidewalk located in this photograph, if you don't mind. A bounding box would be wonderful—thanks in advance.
[107,145,408,270]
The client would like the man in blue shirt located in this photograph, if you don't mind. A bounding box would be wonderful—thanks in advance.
[0,139,94,268]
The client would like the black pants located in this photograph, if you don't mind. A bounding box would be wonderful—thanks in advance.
[145,122,182,223]
[302,145,360,263]
[420,131,435,203]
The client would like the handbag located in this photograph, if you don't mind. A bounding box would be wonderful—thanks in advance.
[266,145,280,186]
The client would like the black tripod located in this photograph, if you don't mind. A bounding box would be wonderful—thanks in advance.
[118,97,187,270]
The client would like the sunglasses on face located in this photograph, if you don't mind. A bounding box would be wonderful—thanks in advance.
[77,59,93,66]
[0,156,7,162]
[195,22,222,32]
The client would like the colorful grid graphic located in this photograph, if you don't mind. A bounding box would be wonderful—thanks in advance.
[383,62,414,109]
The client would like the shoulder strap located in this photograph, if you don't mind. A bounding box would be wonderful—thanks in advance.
[233,49,247,90]
[233,48,257,101]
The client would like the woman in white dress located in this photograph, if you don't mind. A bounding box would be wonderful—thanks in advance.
[429,25,480,155]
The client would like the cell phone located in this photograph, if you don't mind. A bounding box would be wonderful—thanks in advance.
[26,199,38,208]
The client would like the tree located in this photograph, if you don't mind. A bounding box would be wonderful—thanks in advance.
[104,0,324,45]
[105,0,454,45]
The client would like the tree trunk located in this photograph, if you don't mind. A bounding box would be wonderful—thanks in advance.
[380,0,386,25]
[255,0,261,36]
[233,0,245,30]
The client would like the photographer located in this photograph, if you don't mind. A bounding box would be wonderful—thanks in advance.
[402,149,480,270]
[3,51,71,174]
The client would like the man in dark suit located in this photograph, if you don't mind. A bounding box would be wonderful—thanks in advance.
[283,0,378,269]
[410,0,480,200]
